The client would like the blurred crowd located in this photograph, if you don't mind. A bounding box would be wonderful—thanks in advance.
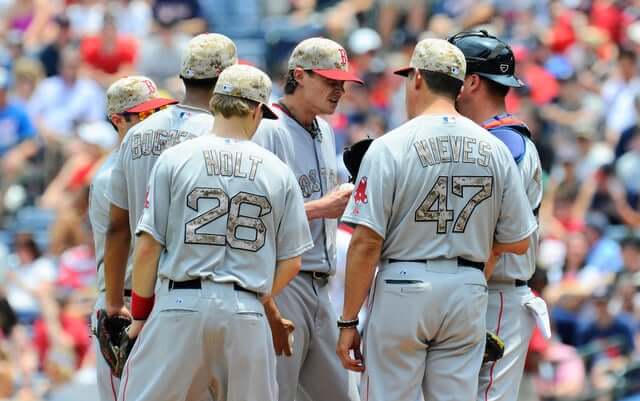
[0,0,640,400]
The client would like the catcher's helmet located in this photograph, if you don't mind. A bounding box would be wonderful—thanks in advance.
[448,30,525,88]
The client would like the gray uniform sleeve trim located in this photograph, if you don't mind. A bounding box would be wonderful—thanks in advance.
[340,216,386,240]
[135,223,166,247]
[106,193,129,211]
[277,241,315,262]
[496,220,537,245]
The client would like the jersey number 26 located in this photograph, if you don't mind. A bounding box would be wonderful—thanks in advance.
[184,187,272,252]
[415,176,493,234]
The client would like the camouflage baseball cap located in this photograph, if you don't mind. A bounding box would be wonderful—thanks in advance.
[213,64,278,120]
[106,76,177,116]
[180,33,238,80]
[394,38,466,82]
[288,37,363,84]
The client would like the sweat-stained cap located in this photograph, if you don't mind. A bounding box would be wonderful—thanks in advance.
[106,76,177,116]
[180,33,238,80]
[394,38,467,82]
[213,64,278,120]
[288,37,363,84]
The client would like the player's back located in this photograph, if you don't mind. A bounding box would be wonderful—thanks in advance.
[141,135,302,294]
[89,152,119,292]
[109,104,213,242]
[370,114,529,263]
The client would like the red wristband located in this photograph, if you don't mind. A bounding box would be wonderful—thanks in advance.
[131,291,155,320]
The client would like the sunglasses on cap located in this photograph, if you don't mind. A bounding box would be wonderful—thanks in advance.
[122,104,171,122]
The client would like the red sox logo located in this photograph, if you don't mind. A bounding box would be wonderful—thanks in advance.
[142,79,156,95]
[352,177,368,215]
[338,48,348,66]
[354,177,368,204]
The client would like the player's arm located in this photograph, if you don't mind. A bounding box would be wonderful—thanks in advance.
[305,188,353,220]
[104,204,131,317]
[262,256,302,357]
[337,224,382,372]
[484,237,530,279]
[126,232,162,339]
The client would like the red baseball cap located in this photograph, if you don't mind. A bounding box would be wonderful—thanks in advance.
[288,37,363,84]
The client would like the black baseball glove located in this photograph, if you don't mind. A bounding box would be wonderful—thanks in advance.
[343,138,374,184]
[483,331,505,364]
[93,309,136,377]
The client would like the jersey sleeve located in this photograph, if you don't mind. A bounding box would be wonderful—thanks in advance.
[275,168,314,260]
[135,155,172,246]
[341,140,394,239]
[494,149,538,244]
[108,143,129,210]
[253,122,284,159]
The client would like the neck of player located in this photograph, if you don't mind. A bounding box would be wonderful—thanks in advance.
[415,93,460,119]
[280,96,316,128]
[181,87,213,111]
[213,115,256,141]
[466,97,507,125]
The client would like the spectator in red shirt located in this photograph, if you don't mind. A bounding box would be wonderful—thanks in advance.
[80,13,137,87]
[32,290,92,370]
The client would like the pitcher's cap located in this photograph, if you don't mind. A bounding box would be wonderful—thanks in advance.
[180,33,238,80]
[288,37,363,84]
[394,38,466,82]
[106,76,176,116]
[213,64,278,120]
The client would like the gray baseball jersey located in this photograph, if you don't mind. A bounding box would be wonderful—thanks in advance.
[136,135,314,294]
[342,115,537,262]
[108,104,213,246]
[253,106,339,274]
[490,136,542,282]
[89,151,122,292]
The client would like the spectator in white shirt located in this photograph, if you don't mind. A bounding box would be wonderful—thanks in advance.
[27,47,105,143]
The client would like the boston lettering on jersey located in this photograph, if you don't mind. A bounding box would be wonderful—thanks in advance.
[202,150,263,181]
[413,135,492,167]
[131,129,197,159]
[298,168,337,199]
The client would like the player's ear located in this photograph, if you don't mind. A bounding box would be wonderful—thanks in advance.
[110,113,122,126]
[252,103,262,123]
[468,74,481,93]
[413,70,423,90]
[293,67,305,85]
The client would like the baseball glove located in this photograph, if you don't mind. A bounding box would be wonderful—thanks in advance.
[93,309,136,377]
[343,138,374,184]
[483,331,505,364]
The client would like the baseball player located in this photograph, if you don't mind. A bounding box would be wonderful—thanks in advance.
[118,64,313,401]
[336,38,538,401]
[89,76,176,401]
[450,30,546,401]
[252,37,363,401]
[103,33,237,322]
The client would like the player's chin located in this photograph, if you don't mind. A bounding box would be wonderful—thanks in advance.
[323,98,340,114]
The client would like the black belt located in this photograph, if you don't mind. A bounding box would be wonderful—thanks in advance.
[388,257,484,271]
[124,289,132,297]
[515,280,528,287]
[168,279,257,296]
[300,271,331,280]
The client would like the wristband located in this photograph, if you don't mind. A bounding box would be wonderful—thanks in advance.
[337,316,359,329]
[131,291,155,320]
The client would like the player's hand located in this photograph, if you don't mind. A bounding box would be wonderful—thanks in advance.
[336,327,364,372]
[268,316,296,356]
[106,303,132,320]
[126,320,145,339]
[320,188,352,219]
[263,297,295,356]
